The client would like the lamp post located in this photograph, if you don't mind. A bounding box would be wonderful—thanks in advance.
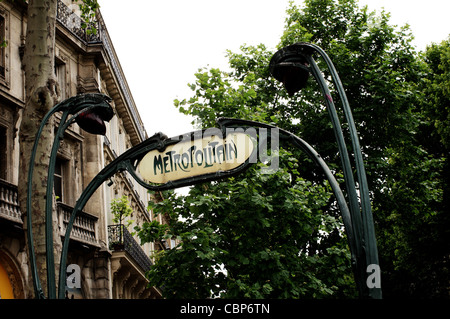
[26,93,114,299]
[269,42,381,299]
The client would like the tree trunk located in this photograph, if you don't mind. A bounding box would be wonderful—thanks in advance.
[18,0,61,298]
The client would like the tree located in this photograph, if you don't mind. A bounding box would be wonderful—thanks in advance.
[422,38,450,150]
[139,152,355,298]
[376,38,450,298]
[138,0,427,298]
[419,38,450,297]
[110,195,133,227]
[278,0,449,298]
[16,0,99,298]
[139,0,448,298]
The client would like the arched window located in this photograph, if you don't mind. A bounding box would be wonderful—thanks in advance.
[0,260,14,299]
[0,250,25,299]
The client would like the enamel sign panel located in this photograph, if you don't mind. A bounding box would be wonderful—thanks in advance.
[137,131,256,185]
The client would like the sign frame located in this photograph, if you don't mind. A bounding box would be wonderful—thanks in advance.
[134,128,258,189]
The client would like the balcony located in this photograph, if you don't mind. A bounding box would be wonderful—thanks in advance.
[0,178,22,224]
[108,224,152,273]
[108,225,160,298]
[0,180,100,248]
[56,0,101,44]
[57,202,100,247]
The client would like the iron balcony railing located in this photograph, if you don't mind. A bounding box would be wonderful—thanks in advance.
[108,224,153,273]
[56,0,101,43]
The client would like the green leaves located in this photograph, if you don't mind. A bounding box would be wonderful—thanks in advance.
[110,195,133,226]
[174,44,279,129]
[141,148,355,298]
[422,38,450,148]
[134,220,169,245]
[79,0,100,35]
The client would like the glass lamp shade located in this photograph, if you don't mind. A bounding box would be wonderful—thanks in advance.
[75,110,107,135]
[269,44,311,96]
[73,94,114,135]
[272,63,309,96]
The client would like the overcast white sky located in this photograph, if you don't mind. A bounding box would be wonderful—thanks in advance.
[99,0,450,138]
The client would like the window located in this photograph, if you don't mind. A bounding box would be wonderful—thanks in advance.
[0,15,5,78]
[54,59,66,100]
[0,6,10,87]
[54,158,64,202]
[0,126,6,180]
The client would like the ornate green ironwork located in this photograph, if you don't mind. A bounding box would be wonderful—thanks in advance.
[57,117,360,298]
[26,93,113,299]
[269,42,381,299]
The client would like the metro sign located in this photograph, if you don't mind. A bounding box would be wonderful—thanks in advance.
[136,129,257,187]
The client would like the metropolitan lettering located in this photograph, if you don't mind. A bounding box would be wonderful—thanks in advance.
[153,141,238,175]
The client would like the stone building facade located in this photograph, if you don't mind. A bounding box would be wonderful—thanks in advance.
[0,0,172,299]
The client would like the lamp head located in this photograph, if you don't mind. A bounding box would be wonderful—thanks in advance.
[76,109,109,135]
[269,44,311,96]
[71,94,114,135]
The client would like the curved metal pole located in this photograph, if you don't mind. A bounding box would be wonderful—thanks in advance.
[26,110,56,299]
[286,131,358,263]
[317,47,378,274]
[44,104,105,299]
[216,118,360,284]
[57,134,165,298]
[305,55,366,294]
[26,101,71,299]
[306,43,374,236]
[44,109,70,299]
[297,43,380,298]
[27,94,112,299]
[307,57,364,235]
[57,160,127,298]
